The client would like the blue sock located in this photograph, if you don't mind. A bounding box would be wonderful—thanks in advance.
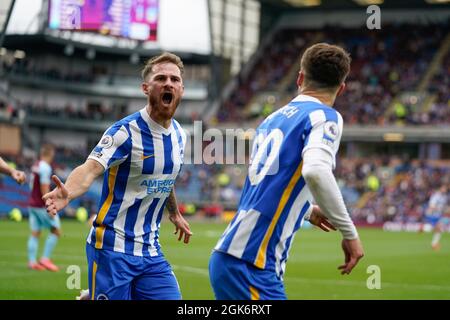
[27,236,39,263]
[42,233,58,259]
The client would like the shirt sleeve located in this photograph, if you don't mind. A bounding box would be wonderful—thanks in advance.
[38,162,52,185]
[302,109,343,169]
[302,147,358,240]
[88,124,131,170]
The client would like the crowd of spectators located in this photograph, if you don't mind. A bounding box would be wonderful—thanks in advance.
[216,30,316,123]
[0,148,101,217]
[2,98,200,124]
[2,145,449,225]
[1,98,128,123]
[426,51,450,125]
[333,23,446,126]
[22,101,125,122]
[2,58,98,84]
[175,155,450,225]
[217,22,449,126]
[0,99,24,121]
[352,159,450,224]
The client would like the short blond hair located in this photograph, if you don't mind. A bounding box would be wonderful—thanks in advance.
[141,52,184,81]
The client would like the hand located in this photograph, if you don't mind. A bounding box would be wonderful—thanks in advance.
[338,238,364,275]
[168,213,192,244]
[11,169,26,185]
[42,175,70,217]
[308,205,336,232]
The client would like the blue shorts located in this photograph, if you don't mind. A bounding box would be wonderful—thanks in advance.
[28,207,61,232]
[86,244,181,300]
[425,215,443,227]
[209,251,286,300]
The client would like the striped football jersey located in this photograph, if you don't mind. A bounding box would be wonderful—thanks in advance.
[86,107,186,257]
[214,94,343,278]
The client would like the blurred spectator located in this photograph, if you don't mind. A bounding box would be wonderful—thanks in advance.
[366,174,380,192]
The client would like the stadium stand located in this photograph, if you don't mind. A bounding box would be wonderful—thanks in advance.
[216,21,450,125]
[0,1,449,231]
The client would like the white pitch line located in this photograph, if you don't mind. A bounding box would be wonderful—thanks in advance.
[284,276,450,292]
[172,264,209,276]
[172,264,450,292]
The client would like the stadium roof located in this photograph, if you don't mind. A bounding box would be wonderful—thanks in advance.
[2,34,210,64]
[258,0,450,9]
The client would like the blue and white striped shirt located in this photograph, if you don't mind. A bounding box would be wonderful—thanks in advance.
[214,94,343,278]
[86,108,186,257]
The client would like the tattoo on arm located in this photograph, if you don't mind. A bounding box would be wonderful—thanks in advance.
[166,190,178,215]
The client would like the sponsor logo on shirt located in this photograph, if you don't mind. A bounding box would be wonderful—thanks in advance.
[324,121,338,140]
[141,154,155,160]
[100,135,114,149]
[140,179,175,195]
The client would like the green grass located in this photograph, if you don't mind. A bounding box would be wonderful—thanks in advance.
[1,219,450,299]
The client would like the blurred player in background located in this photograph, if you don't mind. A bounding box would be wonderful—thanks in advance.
[27,144,60,271]
[43,52,192,300]
[426,185,448,251]
[0,156,26,184]
[209,43,364,300]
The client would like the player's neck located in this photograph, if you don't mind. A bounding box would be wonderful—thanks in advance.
[299,90,336,107]
[146,105,171,129]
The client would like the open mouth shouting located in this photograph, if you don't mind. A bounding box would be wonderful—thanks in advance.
[161,92,174,106]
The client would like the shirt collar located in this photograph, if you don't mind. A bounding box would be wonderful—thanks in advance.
[291,94,323,104]
[140,107,174,135]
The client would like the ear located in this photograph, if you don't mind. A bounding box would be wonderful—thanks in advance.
[141,82,149,95]
[297,71,304,88]
[336,83,346,97]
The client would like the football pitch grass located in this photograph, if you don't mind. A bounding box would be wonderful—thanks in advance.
[1,219,450,300]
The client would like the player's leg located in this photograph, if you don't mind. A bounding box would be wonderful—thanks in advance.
[132,257,181,300]
[209,251,286,300]
[39,211,61,271]
[27,208,45,270]
[86,244,134,300]
[432,221,443,251]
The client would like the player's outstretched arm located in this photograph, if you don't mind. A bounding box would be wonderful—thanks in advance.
[166,187,193,244]
[42,159,104,216]
[0,156,26,184]
[303,148,364,275]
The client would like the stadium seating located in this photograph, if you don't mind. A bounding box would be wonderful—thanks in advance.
[216,21,450,126]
